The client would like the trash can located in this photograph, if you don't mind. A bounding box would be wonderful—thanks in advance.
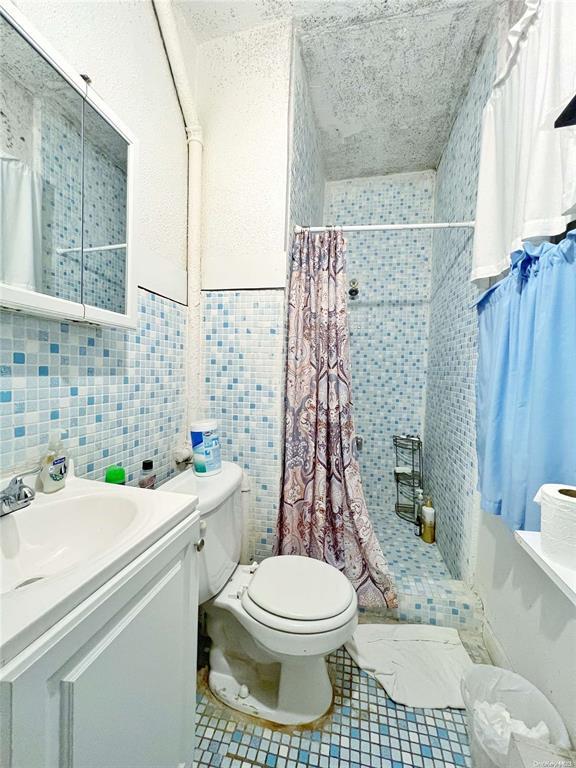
[461,665,571,768]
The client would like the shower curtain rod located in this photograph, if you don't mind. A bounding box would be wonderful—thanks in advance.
[56,243,127,254]
[294,221,475,233]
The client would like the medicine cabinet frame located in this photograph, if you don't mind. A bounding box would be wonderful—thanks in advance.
[0,0,138,328]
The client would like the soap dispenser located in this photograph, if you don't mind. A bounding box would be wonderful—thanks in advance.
[39,433,68,493]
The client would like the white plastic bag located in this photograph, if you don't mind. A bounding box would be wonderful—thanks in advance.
[473,700,550,758]
[462,666,571,768]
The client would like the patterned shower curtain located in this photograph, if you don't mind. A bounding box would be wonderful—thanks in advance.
[275,229,398,609]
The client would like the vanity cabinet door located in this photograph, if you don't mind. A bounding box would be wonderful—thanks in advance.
[59,557,193,768]
[1,517,199,768]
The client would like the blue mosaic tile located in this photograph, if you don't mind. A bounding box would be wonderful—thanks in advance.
[324,171,434,512]
[38,100,84,305]
[195,646,485,767]
[202,290,285,561]
[370,507,483,631]
[424,35,497,581]
[0,288,186,485]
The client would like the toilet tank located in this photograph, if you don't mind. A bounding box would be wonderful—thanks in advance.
[161,461,243,604]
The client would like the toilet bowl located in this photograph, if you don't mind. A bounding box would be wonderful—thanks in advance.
[162,462,358,725]
[207,556,358,724]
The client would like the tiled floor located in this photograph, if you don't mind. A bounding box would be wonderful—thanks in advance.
[195,643,489,768]
[373,510,483,631]
[376,510,453,581]
[195,508,490,767]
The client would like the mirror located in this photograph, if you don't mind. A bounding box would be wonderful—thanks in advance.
[0,8,133,325]
[82,102,128,315]
[0,12,84,302]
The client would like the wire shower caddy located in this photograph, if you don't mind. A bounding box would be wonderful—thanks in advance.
[393,434,423,527]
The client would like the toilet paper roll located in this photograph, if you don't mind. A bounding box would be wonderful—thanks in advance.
[535,484,576,570]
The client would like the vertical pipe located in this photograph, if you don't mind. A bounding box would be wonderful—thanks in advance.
[152,0,204,429]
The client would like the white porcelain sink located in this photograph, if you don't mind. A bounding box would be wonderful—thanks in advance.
[0,468,198,666]
[1,494,140,595]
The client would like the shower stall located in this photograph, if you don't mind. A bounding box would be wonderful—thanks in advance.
[321,173,483,631]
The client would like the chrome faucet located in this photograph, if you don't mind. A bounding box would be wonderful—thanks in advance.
[0,476,36,517]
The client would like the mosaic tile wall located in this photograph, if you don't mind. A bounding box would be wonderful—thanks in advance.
[424,36,497,583]
[0,288,186,485]
[323,172,434,511]
[289,43,325,232]
[202,290,285,561]
[39,99,83,305]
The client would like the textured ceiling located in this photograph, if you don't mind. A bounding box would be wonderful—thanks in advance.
[177,0,498,178]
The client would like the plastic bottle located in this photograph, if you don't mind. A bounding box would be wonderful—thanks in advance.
[415,487,424,536]
[190,420,222,476]
[421,496,436,544]
[39,433,68,493]
[138,459,156,489]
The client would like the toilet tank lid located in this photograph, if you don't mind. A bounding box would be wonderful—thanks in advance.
[161,461,242,515]
[247,555,355,621]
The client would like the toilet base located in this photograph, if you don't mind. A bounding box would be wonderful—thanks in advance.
[208,648,333,725]
[207,605,334,725]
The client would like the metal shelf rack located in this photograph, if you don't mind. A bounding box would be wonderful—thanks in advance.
[393,434,423,526]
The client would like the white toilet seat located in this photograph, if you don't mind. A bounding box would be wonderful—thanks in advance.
[246,555,355,620]
[241,555,357,633]
[241,589,357,634]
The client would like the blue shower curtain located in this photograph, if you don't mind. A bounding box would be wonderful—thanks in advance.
[475,231,576,531]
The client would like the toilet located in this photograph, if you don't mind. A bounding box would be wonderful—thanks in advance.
[162,461,358,725]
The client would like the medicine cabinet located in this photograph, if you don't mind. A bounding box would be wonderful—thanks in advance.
[0,1,137,327]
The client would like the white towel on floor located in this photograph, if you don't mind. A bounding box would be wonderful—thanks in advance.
[345,624,473,709]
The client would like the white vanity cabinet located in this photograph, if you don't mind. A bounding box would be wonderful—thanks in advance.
[0,514,200,768]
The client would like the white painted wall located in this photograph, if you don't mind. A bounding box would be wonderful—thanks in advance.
[476,512,576,743]
[196,20,292,290]
[13,0,189,303]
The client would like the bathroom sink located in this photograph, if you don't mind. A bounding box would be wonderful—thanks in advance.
[0,469,199,666]
[1,494,140,594]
